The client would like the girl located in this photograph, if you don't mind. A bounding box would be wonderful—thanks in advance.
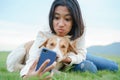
[8,0,118,79]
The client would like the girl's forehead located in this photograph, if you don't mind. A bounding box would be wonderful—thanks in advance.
[54,6,71,16]
[55,6,69,12]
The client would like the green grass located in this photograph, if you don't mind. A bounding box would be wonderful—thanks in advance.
[0,52,120,80]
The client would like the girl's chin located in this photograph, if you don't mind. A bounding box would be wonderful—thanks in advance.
[57,33,66,37]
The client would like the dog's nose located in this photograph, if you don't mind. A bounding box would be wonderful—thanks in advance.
[56,56,59,60]
[56,55,60,61]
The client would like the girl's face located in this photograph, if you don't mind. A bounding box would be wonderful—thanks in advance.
[53,6,73,37]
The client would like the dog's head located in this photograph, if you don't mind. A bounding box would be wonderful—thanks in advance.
[39,35,77,62]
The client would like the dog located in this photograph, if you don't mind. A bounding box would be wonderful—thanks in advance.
[6,35,77,72]
[39,35,77,70]
[6,41,34,72]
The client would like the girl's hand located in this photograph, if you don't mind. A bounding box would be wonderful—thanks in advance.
[23,59,56,80]
[62,57,72,64]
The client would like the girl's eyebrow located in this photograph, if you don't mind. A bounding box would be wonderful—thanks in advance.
[54,12,71,17]
[65,14,71,17]
[54,12,59,16]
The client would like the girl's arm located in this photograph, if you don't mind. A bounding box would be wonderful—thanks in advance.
[20,31,48,77]
[63,33,87,65]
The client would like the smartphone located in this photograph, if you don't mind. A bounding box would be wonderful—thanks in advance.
[35,48,57,71]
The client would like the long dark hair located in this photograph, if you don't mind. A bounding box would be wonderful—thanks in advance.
[49,0,85,40]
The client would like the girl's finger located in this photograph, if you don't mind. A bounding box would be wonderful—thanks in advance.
[29,59,38,71]
[42,61,56,74]
[38,59,50,74]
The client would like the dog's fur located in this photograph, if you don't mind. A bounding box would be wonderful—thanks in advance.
[6,35,77,72]
[39,35,77,70]
[6,41,34,72]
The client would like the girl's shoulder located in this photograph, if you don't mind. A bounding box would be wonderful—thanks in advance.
[37,30,53,38]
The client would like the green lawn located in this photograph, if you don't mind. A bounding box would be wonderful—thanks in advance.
[0,52,120,80]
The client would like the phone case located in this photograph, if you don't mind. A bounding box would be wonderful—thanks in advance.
[35,48,57,71]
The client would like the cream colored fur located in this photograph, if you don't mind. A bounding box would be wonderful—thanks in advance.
[6,41,34,72]
[6,36,77,72]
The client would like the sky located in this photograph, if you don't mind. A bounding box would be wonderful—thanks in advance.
[0,0,120,51]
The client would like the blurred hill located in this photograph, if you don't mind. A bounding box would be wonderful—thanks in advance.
[87,42,120,56]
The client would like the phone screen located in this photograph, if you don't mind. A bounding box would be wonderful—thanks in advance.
[35,48,57,71]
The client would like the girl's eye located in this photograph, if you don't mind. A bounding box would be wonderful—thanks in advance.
[65,18,72,22]
[54,16,59,20]
[66,18,71,21]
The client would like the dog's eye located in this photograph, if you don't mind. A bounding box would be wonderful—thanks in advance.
[50,43,54,46]
[61,45,66,48]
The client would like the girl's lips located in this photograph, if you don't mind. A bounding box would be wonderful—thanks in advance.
[58,29,64,33]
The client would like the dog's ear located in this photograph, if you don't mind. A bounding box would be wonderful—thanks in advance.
[68,41,77,54]
[39,39,49,48]
[24,40,34,53]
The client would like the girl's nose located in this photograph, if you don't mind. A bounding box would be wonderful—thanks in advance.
[58,19,65,27]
